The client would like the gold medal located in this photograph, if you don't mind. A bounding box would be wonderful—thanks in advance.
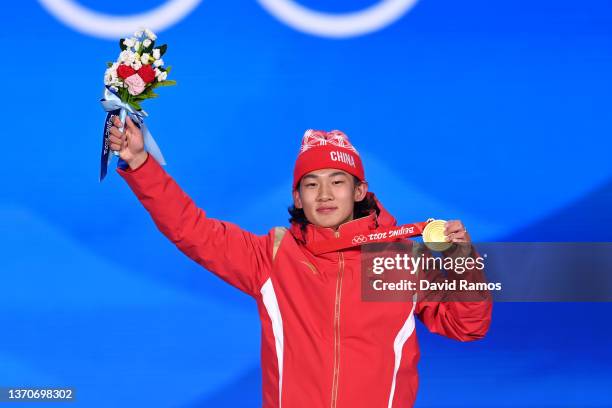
[422,219,453,252]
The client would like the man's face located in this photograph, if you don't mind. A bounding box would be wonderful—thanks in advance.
[293,168,368,229]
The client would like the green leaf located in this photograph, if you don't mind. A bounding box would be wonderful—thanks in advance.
[164,66,172,74]
[134,88,156,100]
[128,100,142,111]
[118,87,128,101]
[106,62,113,68]
[157,80,177,87]
[119,38,127,51]
[158,44,168,57]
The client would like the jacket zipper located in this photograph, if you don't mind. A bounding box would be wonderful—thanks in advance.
[331,231,344,408]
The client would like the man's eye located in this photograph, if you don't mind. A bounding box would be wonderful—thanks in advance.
[332,180,345,185]
[305,183,317,188]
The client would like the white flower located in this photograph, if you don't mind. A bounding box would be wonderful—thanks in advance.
[145,28,157,40]
[140,53,150,64]
[154,68,162,77]
[134,29,144,38]
[106,62,119,75]
[104,64,118,85]
[159,71,168,81]
[152,48,161,60]
[134,41,141,52]
[105,77,121,88]
[131,59,142,70]
[119,50,135,63]
[123,38,135,48]
[153,58,164,68]
[143,39,152,48]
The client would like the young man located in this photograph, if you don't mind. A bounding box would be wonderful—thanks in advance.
[109,117,491,408]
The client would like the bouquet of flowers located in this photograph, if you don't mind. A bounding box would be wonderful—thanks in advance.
[99,28,176,181]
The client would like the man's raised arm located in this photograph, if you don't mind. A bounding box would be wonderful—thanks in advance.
[109,115,274,297]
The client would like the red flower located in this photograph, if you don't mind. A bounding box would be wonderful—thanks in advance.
[137,64,156,84]
[117,64,136,79]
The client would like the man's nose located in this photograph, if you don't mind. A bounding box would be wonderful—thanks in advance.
[317,183,332,201]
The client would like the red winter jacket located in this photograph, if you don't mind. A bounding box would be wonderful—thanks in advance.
[118,155,492,408]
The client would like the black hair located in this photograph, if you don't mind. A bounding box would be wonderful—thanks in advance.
[288,176,380,232]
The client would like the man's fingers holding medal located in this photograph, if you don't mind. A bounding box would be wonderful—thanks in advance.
[444,220,471,243]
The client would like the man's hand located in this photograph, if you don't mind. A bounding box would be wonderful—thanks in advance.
[109,115,148,169]
[444,220,470,243]
[443,220,472,257]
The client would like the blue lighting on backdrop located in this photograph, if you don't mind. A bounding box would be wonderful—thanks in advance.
[1,0,611,406]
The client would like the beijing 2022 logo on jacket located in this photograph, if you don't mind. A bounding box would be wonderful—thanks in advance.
[37,0,419,39]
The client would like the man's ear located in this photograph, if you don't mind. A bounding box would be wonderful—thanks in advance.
[354,180,368,202]
[292,188,303,209]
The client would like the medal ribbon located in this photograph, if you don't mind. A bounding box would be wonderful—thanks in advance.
[307,221,430,255]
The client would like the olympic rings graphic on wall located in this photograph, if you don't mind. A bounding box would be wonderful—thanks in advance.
[37,0,418,39]
[257,0,419,38]
[37,0,203,40]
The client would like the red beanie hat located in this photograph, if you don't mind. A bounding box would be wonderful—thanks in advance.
[293,129,365,190]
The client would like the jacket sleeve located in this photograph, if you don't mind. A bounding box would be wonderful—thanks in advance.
[415,245,492,341]
[116,154,274,297]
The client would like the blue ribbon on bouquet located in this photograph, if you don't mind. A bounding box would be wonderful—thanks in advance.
[99,86,166,181]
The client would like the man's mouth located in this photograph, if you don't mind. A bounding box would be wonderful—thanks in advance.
[316,206,337,214]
